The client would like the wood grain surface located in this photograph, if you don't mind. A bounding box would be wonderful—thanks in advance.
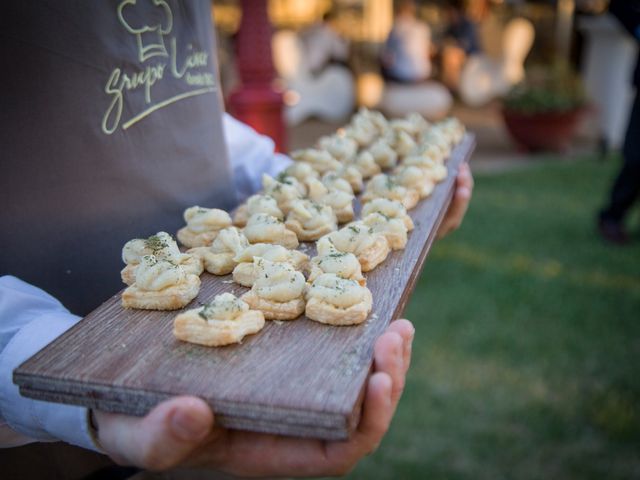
[14,134,476,440]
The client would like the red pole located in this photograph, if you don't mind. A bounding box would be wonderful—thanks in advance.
[227,0,287,152]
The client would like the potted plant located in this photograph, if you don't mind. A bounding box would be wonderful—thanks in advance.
[502,62,589,152]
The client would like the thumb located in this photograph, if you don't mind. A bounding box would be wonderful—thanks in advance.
[95,396,213,471]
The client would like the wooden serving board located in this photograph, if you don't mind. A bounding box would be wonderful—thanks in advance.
[14,134,475,440]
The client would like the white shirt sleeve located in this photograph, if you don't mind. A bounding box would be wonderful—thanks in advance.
[223,113,292,201]
[0,276,99,451]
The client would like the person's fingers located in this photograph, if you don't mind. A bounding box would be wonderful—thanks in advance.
[438,164,473,238]
[349,372,393,456]
[373,331,405,407]
[95,396,213,471]
[458,162,474,190]
[387,319,415,374]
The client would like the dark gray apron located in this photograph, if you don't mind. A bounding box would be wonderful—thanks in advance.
[0,0,237,317]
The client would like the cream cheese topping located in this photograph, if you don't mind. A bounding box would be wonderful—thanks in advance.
[244,213,294,244]
[135,255,186,291]
[198,292,249,322]
[234,243,291,264]
[317,134,358,161]
[288,199,337,231]
[183,207,232,234]
[307,273,366,309]
[245,194,284,220]
[253,258,306,302]
[210,227,249,255]
[122,231,184,265]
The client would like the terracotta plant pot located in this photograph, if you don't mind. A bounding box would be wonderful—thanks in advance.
[502,108,586,152]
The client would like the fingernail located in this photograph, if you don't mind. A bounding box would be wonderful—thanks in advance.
[171,409,209,441]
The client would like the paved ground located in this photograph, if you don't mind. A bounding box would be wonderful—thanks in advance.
[287,102,602,173]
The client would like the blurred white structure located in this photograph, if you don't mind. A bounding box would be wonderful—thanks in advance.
[459,17,535,107]
[272,29,355,125]
[378,81,453,120]
[579,13,638,150]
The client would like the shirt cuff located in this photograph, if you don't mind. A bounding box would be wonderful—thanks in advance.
[0,310,102,452]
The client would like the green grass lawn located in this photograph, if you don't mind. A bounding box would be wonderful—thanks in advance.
[346,157,640,480]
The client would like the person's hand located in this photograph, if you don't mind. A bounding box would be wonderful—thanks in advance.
[437,162,473,239]
[94,319,414,477]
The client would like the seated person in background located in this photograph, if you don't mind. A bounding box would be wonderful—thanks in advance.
[381,0,433,84]
[300,9,350,76]
[441,0,482,92]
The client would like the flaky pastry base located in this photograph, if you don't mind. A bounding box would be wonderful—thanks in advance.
[305,288,372,326]
[188,247,237,275]
[358,236,391,272]
[121,256,203,285]
[122,274,201,310]
[334,205,355,224]
[378,230,407,251]
[173,310,265,347]
[285,218,336,241]
[233,204,249,227]
[176,227,219,248]
[232,263,256,287]
[240,290,306,321]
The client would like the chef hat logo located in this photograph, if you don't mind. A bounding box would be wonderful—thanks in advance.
[117,0,174,63]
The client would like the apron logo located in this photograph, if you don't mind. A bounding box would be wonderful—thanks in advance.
[117,0,173,63]
[102,0,216,135]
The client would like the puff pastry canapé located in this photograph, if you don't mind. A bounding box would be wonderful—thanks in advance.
[232,243,309,287]
[402,154,448,183]
[122,255,200,310]
[318,224,390,272]
[348,151,381,179]
[285,199,337,241]
[393,165,435,199]
[357,213,408,251]
[121,232,203,285]
[282,161,320,184]
[233,194,283,228]
[290,148,341,174]
[306,178,355,224]
[173,293,265,347]
[361,174,419,210]
[305,273,373,326]
[361,198,415,231]
[177,206,232,248]
[308,248,366,286]
[317,134,358,161]
[188,227,249,275]
[240,259,306,320]
[367,138,398,169]
[262,174,305,214]
[243,213,299,249]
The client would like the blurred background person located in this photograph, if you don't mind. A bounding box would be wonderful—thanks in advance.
[441,0,482,92]
[598,0,640,245]
[381,0,433,84]
[300,9,350,76]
